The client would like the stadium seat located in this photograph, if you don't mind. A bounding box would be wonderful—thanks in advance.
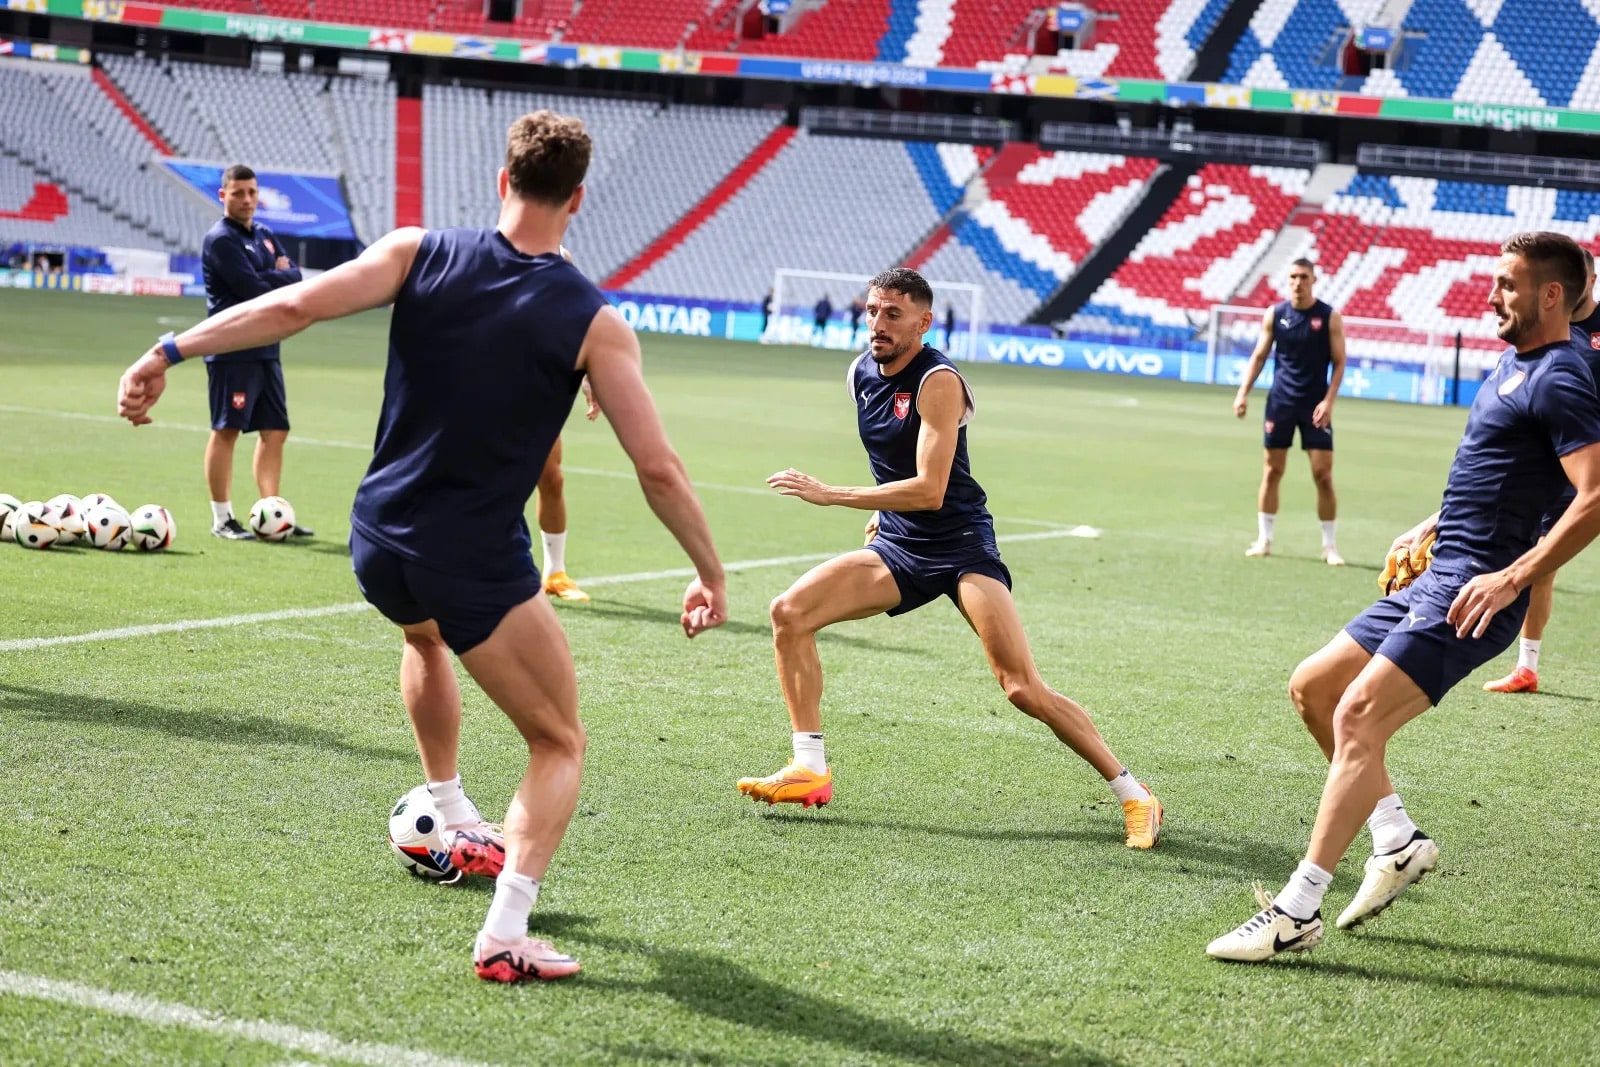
[1072,164,1309,346]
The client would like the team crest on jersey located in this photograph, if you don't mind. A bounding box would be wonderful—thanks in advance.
[1310,317,1324,331]
[892,392,911,419]
[232,391,247,410]
[1497,370,1526,396]
[1589,331,1600,350]
[264,238,275,254]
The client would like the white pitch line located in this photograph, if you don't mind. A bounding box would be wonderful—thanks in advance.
[0,530,1096,653]
[0,970,494,1067]
[0,406,1095,526]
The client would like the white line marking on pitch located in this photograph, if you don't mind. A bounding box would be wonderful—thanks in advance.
[0,406,1089,529]
[0,530,1097,653]
[0,970,494,1067]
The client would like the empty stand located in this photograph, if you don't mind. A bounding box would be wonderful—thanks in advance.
[1240,173,1600,348]
[631,128,944,301]
[1073,163,1308,346]
[0,64,214,253]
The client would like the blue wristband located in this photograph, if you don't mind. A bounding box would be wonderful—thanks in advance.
[158,331,184,364]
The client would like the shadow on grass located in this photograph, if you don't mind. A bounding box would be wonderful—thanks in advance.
[546,922,1121,1067]
[0,682,413,762]
[754,811,1303,881]
[1361,931,1600,975]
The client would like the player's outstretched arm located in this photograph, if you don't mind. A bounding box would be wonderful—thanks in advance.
[118,229,425,425]
[1234,309,1274,418]
[578,306,726,637]
[1450,442,1600,637]
[766,370,963,512]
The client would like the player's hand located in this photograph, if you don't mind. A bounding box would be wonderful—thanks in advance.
[1312,399,1333,429]
[274,255,291,270]
[864,511,880,545]
[1447,569,1519,639]
[1232,391,1248,419]
[118,349,170,425]
[680,575,727,638]
[581,375,600,421]
[767,468,834,505]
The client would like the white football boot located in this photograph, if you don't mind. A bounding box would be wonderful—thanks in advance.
[1207,884,1324,962]
[1336,832,1439,929]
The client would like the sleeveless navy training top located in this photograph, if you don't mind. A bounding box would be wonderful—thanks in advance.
[350,228,607,576]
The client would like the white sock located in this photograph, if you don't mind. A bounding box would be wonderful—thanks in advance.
[792,731,826,774]
[426,774,480,829]
[1108,768,1150,803]
[1367,792,1420,855]
[482,871,540,941]
[1258,512,1276,543]
[210,501,233,525]
[1273,859,1332,920]
[542,530,567,575]
[1320,519,1338,549]
[1518,638,1541,672]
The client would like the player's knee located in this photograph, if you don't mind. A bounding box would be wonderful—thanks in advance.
[526,716,586,762]
[1288,659,1330,717]
[1311,468,1335,493]
[1330,692,1382,759]
[998,671,1043,714]
[1263,459,1286,481]
[538,466,564,498]
[769,591,809,636]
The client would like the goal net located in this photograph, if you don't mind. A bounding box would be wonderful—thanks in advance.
[767,268,986,360]
[1206,304,1502,405]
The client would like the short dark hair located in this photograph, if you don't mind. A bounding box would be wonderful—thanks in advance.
[505,111,591,205]
[1289,257,1315,273]
[867,266,933,308]
[1584,247,1595,273]
[1503,231,1587,312]
[221,164,255,185]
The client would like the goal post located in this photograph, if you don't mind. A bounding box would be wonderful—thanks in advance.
[767,268,986,360]
[1206,304,1497,405]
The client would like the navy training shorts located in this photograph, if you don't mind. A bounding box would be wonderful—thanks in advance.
[350,526,541,656]
[868,532,1012,617]
[1263,399,1332,451]
[207,359,290,433]
[1344,565,1528,705]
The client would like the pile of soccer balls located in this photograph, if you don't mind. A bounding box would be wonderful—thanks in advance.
[0,492,174,551]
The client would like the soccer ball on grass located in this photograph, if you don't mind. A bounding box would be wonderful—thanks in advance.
[388,787,457,881]
[248,496,296,542]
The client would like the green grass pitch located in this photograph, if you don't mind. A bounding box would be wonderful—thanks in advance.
[2,288,1598,1065]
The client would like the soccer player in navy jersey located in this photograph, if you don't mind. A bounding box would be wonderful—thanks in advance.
[118,111,728,982]
[1233,258,1348,564]
[200,164,311,540]
[1208,232,1600,962]
[1483,245,1600,694]
[739,267,1163,850]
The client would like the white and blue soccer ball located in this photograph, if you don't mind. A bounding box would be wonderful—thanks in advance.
[248,496,296,542]
[84,503,134,551]
[12,500,61,549]
[129,504,175,551]
[81,492,120,512]
[46,495,86,546]
[387,786,455,880]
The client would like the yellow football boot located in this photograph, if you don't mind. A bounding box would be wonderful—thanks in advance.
[737,763,833,808]
[543,571,590,602]
[1122,789,1163,849]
